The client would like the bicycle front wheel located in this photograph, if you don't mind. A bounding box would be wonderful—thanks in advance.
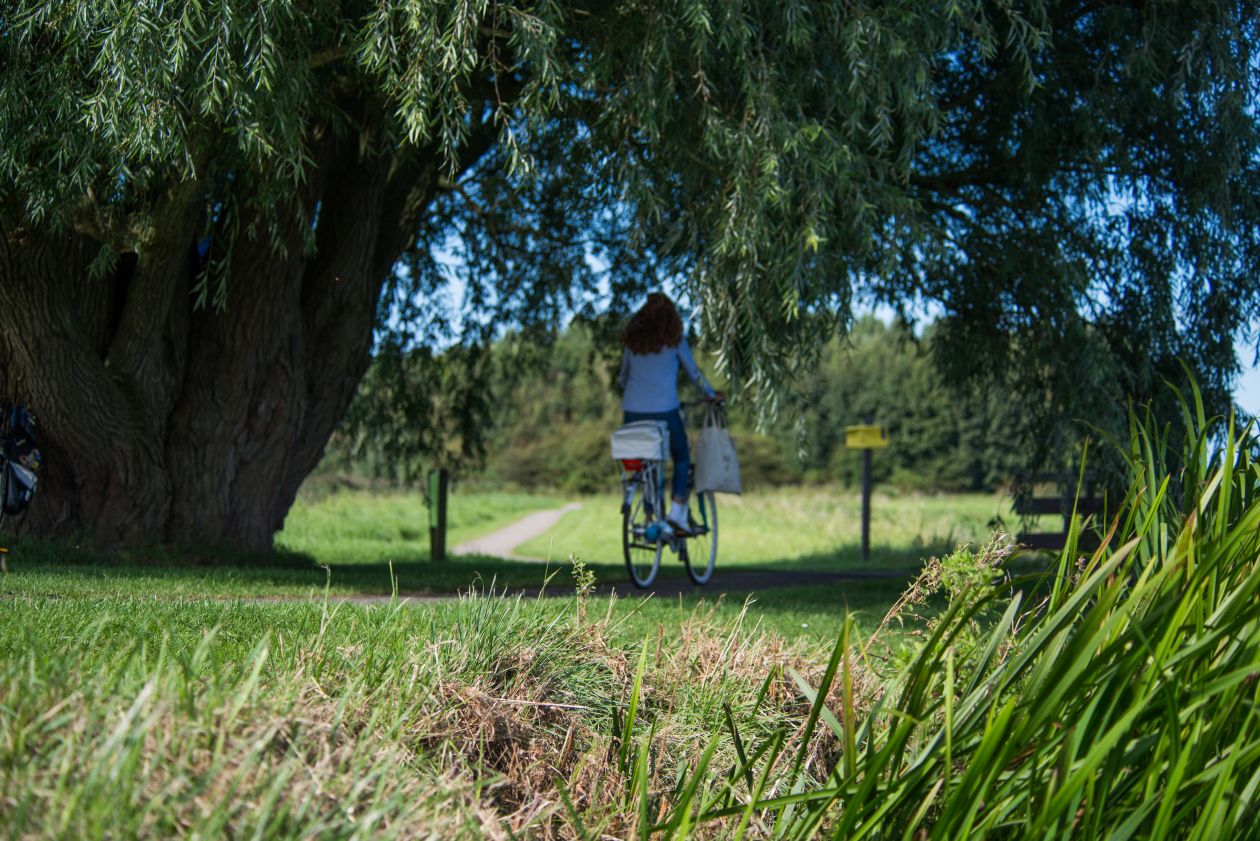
[623,491,663,588]
[684,490,718,585]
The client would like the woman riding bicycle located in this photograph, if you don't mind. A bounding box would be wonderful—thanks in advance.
[620,293,723,537]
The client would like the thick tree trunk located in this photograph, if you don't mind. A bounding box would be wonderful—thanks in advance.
[0,134,436,553]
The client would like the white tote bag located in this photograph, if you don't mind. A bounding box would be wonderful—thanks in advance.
[693,404,741,494]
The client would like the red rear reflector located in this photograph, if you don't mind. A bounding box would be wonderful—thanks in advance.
[621,459,644,471]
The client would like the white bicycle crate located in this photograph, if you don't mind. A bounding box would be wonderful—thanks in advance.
[610,421,670,462]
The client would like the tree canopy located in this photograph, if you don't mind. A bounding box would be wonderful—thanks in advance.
[1,1,1258,548]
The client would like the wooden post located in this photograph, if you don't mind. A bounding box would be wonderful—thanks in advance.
[845,418,887,566]
[429,467,448,562]
[861,414,873,565]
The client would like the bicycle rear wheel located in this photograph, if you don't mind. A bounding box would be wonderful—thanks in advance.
[623,483,663,588]
[684,490,718,585]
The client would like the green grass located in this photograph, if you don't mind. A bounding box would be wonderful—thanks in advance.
[0,593,614,836]
[275,489,566,566]
[0,487,966,669]
[600,579,932,650]
[518,489,1010,572]
[0,485,955,836]
[7,403,1250,836]
[0,581,854,837]
[2,488,1006,603]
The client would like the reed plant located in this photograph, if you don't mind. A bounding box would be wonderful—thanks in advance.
[629,387,1260,837]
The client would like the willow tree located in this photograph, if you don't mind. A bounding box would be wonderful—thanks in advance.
[1,1,1257,550]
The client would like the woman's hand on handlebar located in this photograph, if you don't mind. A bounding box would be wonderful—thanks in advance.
[706,391,726,404]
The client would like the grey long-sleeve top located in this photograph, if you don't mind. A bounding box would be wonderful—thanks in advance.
[620,339,715,413]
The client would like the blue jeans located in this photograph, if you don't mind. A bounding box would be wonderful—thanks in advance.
[624,408,690,500]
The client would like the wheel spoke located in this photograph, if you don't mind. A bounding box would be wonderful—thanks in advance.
[623,477,662,588]
[683,490,717,585]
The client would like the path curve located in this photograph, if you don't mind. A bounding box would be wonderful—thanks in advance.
[451,502,583,561]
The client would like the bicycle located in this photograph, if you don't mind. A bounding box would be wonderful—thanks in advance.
[0,402,39,532]
[615,401,719,588]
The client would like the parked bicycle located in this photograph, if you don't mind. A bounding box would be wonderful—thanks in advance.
[613,401,719,588]
[0,402,40,532]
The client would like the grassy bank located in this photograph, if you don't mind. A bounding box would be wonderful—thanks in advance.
[0,585,846,838]
[5,404,1254,836]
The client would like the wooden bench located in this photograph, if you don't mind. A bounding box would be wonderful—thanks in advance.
[1013,471,1105,551]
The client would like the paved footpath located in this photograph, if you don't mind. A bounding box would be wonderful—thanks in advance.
[450,502,584,561]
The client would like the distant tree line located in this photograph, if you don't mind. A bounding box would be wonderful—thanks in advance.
[321,317,1077,495]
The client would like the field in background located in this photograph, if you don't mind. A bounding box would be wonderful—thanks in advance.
[518,489,1010,572]
[276,490,562,566]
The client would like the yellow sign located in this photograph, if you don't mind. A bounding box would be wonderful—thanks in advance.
[845,425,889,449]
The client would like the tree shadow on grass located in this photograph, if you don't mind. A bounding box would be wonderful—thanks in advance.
[1,530,1044,601]
[728,539,950,575]
[0,536,631,598]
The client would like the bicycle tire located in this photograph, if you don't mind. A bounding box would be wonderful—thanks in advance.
[683,490,718,585]
[623,486,663,588]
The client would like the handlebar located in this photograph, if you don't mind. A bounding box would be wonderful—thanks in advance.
[680,396,725,410]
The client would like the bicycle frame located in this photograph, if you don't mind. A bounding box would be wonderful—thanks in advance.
[621,459,712,541]
[621,459,668,535]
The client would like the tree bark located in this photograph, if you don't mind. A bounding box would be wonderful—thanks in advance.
[0,132,443,554]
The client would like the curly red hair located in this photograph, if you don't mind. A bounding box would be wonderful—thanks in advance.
[621,293,683,355]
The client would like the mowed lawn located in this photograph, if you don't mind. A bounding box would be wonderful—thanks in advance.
[518,488,1011,573]
[0,487,1013,643]
[275,489,564,567]
[1,488,1014,600]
